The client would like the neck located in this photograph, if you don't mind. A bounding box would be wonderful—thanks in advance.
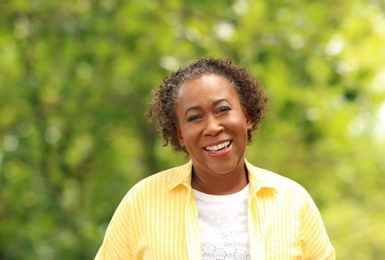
[191,165,249,195]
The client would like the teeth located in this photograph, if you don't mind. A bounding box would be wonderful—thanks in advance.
[205,141,230,151]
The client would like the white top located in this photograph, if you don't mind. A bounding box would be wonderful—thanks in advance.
[193,185,250,260]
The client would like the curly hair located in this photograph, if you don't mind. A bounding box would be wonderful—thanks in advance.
[147,57,268,152]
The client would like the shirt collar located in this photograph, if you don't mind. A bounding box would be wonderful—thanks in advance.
[167,160,193,191]
[245,159,278,195]
[167,159,278,195]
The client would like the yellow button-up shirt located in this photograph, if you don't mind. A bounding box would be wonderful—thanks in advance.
[95,160,335,259]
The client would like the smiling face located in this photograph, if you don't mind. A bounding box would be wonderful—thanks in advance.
[175,74,252,182]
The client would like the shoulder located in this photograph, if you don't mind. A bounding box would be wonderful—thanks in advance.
[247,161,322,216]
[133,162,190,190]
[246,161,311,199]
[121,162,191,204]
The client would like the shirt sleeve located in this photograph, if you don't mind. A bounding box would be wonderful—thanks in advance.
[300,192,336,260]
[95,197,134,260]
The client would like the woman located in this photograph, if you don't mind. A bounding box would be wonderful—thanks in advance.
[95,57,335,259]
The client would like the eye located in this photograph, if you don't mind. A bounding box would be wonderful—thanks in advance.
[187,114,202,122]
[216,106,231,115]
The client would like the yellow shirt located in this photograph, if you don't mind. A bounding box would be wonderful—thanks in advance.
[95,160,335,259]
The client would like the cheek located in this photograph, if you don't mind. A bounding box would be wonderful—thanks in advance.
[228,116,250,129]
[181,127,195,139]
[181,126,201,145]
[227,119,251,140]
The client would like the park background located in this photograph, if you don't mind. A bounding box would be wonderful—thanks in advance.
[1,0,385,259]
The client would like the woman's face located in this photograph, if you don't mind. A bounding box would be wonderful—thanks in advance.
[175,74,252,177]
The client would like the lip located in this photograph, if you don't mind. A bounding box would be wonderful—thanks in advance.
[203,140,232,157]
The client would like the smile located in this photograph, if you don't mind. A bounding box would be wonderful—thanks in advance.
[204,141,231,152]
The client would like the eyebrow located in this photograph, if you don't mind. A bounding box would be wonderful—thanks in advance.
[184,98,230,116]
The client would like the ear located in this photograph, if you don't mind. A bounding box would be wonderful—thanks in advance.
[176,125,185,147]
[244,109,253,130]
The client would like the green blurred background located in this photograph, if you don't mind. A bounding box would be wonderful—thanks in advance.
[1,0,384,259]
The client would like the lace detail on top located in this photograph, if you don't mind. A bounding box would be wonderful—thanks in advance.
[193,185,250,260]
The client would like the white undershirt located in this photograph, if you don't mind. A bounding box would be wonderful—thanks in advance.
[193,185,250,260]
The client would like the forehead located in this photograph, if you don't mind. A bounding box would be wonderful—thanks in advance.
[175,74,244,119]
[177,74,238,100]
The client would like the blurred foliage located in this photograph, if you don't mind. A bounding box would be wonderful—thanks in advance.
[0,0,384,259]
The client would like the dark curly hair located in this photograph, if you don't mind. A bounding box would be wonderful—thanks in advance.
[147,57,268,152]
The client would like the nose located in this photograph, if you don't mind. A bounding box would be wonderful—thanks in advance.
[203,115,224,136]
